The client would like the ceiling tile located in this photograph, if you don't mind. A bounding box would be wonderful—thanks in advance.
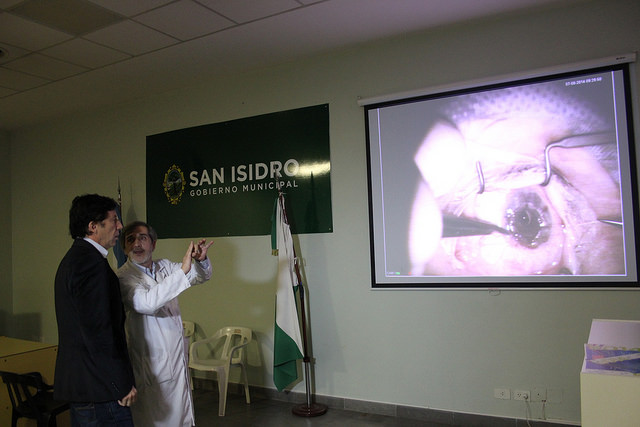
[4,53,88,80]
[9,0,124,35]
[0,42,29,65]
[84,20,179,56]
[43,38,131,68]
[0,66,49,91]
[0,12,73,51]
[0,0,22,8]
[0,85,17,98]
[87,0,174,17]
[134,0,234,41]
[197,0,300,23]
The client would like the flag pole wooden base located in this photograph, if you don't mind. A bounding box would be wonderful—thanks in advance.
[291,359,328,417]
[292,403,328,417]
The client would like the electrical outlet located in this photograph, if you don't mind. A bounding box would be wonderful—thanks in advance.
[532,388,546,402]
[514,389,530,401]
[494,388,510,399]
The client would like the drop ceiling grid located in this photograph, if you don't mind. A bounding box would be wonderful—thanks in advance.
[0,0,309,96]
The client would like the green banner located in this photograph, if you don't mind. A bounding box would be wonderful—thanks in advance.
[146,104,332,238]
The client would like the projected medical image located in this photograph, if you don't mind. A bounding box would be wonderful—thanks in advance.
[408,80,624,277]
[365,64,638,286]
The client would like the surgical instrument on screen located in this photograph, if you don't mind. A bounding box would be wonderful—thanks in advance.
[441,214,511,238]
[476,161,485,194]
[541,132,615,186]
[598,219,623,227]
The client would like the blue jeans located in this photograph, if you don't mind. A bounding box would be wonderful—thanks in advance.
[70,401,134,427]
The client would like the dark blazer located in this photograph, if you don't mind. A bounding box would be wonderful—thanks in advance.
[54,238,135,402]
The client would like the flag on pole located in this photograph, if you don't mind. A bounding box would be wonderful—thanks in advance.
[271,192,304,391]
[114,178,127,267]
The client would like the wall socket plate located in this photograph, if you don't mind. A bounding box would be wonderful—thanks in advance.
[494,388,510,400]
[532,387,547,402]
[514,389,530,401]
[547,388,563,403]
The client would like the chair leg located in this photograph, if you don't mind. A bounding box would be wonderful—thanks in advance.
[241,366,251,404]
[38,413,53,427]
[217,370,228,416]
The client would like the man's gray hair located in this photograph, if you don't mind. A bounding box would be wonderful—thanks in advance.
[120,221,158,249]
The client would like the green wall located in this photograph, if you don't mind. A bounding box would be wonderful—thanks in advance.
[7,0,640,423]
[0,131,11,334]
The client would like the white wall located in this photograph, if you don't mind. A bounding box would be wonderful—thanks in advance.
[8,0,640,423]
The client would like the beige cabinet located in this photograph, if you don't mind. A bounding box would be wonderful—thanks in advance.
[581,372,640,427]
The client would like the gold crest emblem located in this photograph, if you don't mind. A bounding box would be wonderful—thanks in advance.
[163,165,185,205]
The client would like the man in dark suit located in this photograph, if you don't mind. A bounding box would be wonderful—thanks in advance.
[54,194,137,426]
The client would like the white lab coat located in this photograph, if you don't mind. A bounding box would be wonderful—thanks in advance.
[117,257,212,427]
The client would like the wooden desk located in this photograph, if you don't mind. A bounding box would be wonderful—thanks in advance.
[1,336,69,426]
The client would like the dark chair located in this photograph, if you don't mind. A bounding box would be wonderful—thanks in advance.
[0,370,69,427]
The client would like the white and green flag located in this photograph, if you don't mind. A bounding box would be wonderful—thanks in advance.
[271,192,304,391]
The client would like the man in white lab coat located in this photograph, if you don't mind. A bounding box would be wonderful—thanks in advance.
[117,221,213,427]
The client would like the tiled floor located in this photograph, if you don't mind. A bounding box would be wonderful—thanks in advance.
[193,390,449,426]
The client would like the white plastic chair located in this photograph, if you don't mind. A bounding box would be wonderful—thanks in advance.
[189,326,252,416]
[182,320,195,340]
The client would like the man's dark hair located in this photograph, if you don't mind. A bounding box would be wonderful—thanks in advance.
[120,221,158,250]
[69,194,118,239]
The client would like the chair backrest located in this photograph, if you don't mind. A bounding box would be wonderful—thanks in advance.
[183,320,195,338]
[223,326,251,364]
[0,371,46,419]
[192,326,252,364]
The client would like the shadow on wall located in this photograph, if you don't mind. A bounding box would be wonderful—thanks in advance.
[0,310,43,342]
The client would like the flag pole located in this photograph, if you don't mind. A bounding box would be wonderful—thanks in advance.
[291,281,327,417]
[114,178,127,267]
[279,191,327,417]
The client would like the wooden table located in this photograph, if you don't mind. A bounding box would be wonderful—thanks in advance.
[1,336,69,426]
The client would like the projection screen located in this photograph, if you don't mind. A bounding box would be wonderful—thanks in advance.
[363,57,639,289]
